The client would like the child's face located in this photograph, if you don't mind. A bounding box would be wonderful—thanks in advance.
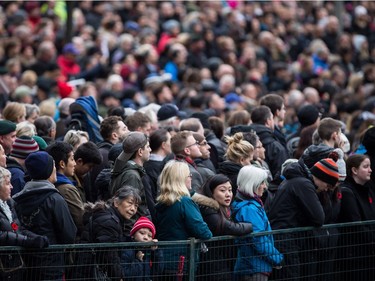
[133,228,153,242]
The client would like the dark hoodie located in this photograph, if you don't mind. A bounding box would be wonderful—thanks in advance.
[249,123,289,179]
[267,160,325,229]
[13,180,76,280]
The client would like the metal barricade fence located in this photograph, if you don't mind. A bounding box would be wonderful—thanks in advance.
[0,220,374,281]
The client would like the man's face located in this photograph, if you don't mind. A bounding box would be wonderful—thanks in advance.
[0,145,6,167]
[116,121,129,143]
[74,160,95,177]
[140,141,151,163]
[198,139,210,159]
[140,123,152,136]
[61,151,76,177]
[0,131,16,155]
[185,135,202,159]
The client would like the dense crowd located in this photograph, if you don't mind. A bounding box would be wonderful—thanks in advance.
[0,1,375,280]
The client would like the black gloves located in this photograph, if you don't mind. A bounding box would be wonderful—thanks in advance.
[23,235,49,249]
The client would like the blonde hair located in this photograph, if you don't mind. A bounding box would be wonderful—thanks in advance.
[237,165,268,197]
[2,102,26,123]
[157,160,190,205]
[224,132,254,163]
[64,130,89,149]
[16,121,36,138]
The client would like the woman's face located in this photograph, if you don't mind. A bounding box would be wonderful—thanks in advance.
[27,111,39,124]
[115,196,138,220]
[255,181,267,197]
[212,181,232,207]
[353,158,372,184]
[0,175,12,201]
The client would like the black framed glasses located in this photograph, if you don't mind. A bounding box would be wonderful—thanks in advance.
[199,141,208,146]
[186,141,199,148]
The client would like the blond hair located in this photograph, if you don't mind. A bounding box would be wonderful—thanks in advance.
[16,121,36,138]
[157,160,190,205]
[224,132,254,163]
[2,102,26,123]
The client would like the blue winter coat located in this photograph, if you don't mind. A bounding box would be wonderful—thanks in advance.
[232,196,283,276]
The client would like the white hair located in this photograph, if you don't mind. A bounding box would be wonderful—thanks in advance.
[237,165,268,197]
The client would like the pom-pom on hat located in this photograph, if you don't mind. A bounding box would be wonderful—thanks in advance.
[10,137,39,159]
[310,158,339,187]
[130,217,156,238]
[25,151,55,180]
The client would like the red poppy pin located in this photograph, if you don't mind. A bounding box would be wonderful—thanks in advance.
[11,222,18,232]
[369,197,373,204]
[337,192,342,200]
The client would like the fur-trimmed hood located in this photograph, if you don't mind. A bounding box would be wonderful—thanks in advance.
[192,192,220,210]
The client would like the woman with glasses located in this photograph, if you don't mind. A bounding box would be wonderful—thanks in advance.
[155,160,212,280]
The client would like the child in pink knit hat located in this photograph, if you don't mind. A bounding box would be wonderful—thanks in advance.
[121,217,164,279]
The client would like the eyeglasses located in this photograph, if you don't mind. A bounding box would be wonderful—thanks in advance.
[199,141,208,146]
[256,145,263,149]
[186,141,199,148]
[187,173,193,178]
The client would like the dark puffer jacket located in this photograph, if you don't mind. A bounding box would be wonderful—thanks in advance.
[78,202,129,281]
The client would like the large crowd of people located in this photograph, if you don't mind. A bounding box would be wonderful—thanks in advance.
[0,1,375,280]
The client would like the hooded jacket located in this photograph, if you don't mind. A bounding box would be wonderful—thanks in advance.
[13,180,76,244]
[13,180,76,279]
[111,160,150,234]
[267,160,325,229]
[249,124,289,179]
[300,144,334,169]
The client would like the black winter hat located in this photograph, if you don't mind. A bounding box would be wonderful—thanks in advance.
[297,105,320,127]
[25,151,55,180]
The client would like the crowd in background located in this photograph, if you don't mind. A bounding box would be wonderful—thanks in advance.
[0,1,375,280]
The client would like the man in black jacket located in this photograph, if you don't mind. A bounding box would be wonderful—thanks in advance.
[13,151,77,280]
[268,158,339,280]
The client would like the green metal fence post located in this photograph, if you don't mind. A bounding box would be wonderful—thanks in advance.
[189,238,196,281]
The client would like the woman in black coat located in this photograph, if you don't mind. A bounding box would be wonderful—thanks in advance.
[339,154,375,281]
[0,167,49,280]
[77,186,142,281]
[194,174,253,281]
[218,133,254,197]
